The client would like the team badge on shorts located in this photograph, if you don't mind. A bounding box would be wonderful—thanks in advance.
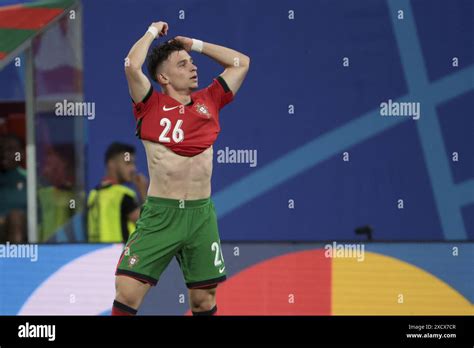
[195,103,211,118]
[128,254,140,268]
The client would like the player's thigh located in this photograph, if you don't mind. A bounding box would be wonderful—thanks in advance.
[115,275,151,303]
[177,202,227,289]
[116,203,183,285]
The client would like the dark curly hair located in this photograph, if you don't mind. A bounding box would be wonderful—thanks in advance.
[147,40,186,82]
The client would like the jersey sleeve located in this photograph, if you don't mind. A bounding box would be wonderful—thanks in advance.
[206,76,234,110]
[132,85,159,120]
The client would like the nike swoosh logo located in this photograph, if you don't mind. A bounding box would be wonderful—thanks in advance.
[219,266,226,274]
[163,105,180,111]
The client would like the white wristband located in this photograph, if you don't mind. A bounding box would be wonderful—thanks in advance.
[191,39,203,53]
[147,26,158,39]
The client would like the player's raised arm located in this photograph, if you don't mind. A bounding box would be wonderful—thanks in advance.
[174,36,250,96]
[124,21,168,103]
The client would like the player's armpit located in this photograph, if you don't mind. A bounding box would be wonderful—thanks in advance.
[219,56,250,96]
[207,76,234,110]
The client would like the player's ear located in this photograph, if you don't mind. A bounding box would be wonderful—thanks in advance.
[106,160,114,172]
[157,72,169,85]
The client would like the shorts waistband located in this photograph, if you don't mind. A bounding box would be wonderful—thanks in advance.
[145,196,211,209]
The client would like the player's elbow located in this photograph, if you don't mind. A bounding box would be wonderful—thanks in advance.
[241,55,250,69]
[124,57,142,73]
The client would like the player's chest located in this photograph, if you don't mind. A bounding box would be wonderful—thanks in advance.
[158,100,214,121]
[142,99,219,143]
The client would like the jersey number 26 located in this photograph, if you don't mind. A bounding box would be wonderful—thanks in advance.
[159,118,184,143]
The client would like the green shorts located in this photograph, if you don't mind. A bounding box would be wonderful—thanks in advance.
[115,196,226,289]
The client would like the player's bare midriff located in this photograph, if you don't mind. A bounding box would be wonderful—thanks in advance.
[143,140,213,200]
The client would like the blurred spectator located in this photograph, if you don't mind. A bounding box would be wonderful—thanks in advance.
[0,134,27,243]
[87,142,148,243]
[37,145,80,241]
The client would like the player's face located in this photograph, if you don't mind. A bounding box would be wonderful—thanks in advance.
[164,50,198,91]
[0,138,22,171]
[42,151,66,186]
[116,153,136,183]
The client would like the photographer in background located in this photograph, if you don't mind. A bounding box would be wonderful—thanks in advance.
[87,142,148,243]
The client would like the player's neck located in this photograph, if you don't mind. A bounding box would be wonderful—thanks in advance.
[163,87,192,106]
[103,171,120,185]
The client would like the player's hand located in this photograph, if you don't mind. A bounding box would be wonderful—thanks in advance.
[132,172,149,191]
[150,21,169,37]
[173,36,193,51]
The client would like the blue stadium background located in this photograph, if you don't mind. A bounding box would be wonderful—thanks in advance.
[1,0,473,316]
[0,0,472,242]
[82,0,473,241]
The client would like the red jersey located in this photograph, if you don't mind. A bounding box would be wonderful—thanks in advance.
[132,76,234,157]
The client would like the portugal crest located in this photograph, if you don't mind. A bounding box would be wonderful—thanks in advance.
[128,254,140,268]
[195,103,211,118]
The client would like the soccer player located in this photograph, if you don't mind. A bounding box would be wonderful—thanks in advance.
[112,21,250,316]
